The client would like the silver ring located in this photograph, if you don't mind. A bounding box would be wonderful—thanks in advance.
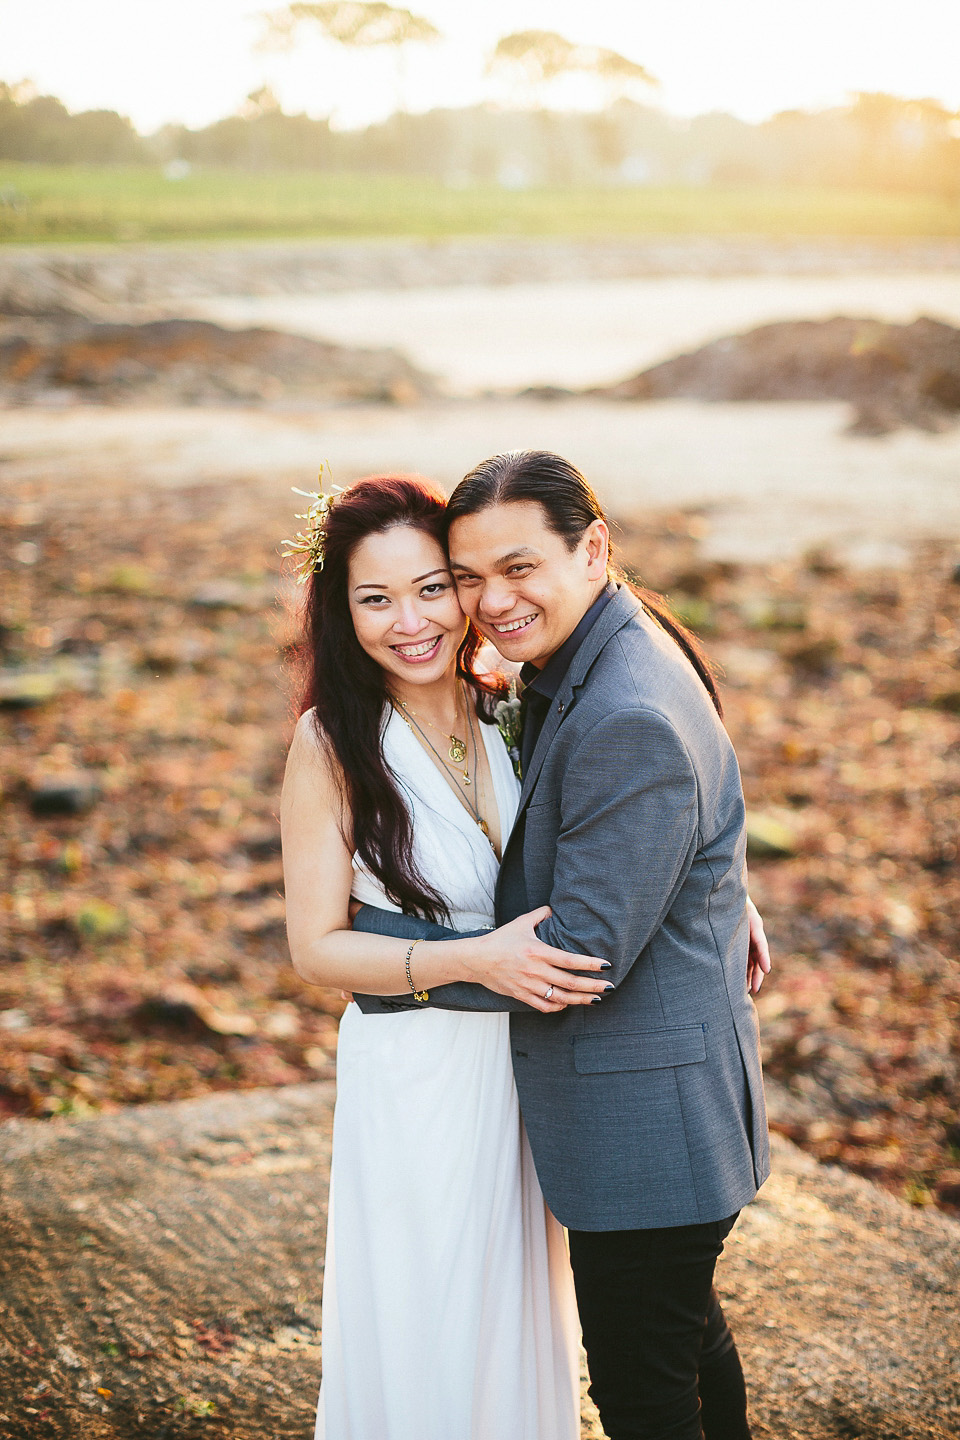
[543,985,555,1001]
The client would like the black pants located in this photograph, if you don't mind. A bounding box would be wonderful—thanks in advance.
[567,1214,751,1440]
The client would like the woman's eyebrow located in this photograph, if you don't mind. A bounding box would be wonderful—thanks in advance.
[354,567,449,592]
[412,567,450,583]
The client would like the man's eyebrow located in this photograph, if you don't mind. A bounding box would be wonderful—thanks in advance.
[354,567,449,592]
[450,548,537,572]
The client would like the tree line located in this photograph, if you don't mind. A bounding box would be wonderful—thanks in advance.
[1,81,958,196]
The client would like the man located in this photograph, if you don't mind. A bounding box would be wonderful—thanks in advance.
[354,450,770,1440]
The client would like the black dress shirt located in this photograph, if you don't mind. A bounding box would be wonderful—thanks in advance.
[519,582,617,774]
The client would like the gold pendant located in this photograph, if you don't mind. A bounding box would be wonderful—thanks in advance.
[478,817,489,835]
[448,736,467,764]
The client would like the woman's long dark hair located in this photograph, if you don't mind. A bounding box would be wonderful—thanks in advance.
[295,474,501,922]
[447,450,723,718]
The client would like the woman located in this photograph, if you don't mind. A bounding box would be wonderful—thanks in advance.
[280,474,611,1440]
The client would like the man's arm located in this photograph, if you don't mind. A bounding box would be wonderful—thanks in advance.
[534,707,700,980]
[350,904,535,1013]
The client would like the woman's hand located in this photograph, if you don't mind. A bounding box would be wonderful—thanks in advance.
[746,897,771,994]
[463,906,612,1013]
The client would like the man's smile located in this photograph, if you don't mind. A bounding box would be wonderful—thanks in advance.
[490,613,538,635]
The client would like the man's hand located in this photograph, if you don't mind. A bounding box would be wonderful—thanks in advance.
[746,897,771,995]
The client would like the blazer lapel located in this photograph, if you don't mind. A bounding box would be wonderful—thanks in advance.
[514,584,641,815]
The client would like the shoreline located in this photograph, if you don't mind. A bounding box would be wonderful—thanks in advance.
[2,236,960,315]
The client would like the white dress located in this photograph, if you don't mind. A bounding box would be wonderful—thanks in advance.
[316,706,581,1440]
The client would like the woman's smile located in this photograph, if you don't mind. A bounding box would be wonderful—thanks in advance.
[390,633,444,661]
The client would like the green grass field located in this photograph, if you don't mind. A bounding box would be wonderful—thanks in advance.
[1,164,958,244]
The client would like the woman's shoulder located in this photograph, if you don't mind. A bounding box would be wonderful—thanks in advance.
[286,708,342,783]
[281,710,354,840]
[290,705,322,751]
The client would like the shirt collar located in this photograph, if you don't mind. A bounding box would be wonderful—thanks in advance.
[520,581,618,702]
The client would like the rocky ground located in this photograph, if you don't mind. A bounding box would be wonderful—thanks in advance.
[1,476,959,1219]
[3,232,959,1437]
[1,1085,958,1440]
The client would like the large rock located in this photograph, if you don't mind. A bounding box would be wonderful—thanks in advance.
[0,1085,957,1438]
[601,316,960,433]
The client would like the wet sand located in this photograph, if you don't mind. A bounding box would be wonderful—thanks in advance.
[3,396,959,565]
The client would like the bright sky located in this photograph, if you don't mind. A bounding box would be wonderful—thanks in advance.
[3,0,960,132]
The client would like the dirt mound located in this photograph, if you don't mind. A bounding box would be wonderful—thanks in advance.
[0,317,435,406]
[602,316,960,433]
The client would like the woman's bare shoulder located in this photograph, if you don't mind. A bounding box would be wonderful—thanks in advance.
[285,709,341,786]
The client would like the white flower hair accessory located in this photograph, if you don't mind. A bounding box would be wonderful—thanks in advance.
[281,466,344,584]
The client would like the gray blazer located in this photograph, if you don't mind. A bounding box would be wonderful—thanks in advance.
[354,585,769,1230]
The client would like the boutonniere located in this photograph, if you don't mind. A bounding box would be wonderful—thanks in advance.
[493,677,523,780]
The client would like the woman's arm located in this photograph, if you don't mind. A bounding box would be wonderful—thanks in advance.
[280,713,611,1013]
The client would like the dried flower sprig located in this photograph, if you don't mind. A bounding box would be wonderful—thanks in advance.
[493,674,523,780]
[281,467,343,584]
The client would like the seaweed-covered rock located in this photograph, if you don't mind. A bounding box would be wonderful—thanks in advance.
[0,317,436,406]
[29,772,101,817]
[602,316,960,433]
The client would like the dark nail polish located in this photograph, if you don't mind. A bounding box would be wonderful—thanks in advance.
[600,961,612,969]
[604,982,615,992]
[590,995,603,1004]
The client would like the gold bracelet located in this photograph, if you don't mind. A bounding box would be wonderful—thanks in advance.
[404,939,429,1003]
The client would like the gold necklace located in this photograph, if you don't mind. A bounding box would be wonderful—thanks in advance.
[393,702,471,788]
[396,685,468,767]
[392,694,494,846]
[464,699,492,840]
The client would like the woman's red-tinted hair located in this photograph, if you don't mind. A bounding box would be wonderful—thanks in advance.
[293,474,503,922]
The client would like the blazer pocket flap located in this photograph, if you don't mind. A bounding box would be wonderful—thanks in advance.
[574,1025,707,1074]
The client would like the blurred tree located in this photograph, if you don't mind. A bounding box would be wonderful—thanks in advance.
[174,88,334,168]
[262,1,439,47]
[848,92,960,194]
[0,82,145,163]
[487,30,657,110]
[241,85,284,117]
[2,71,957,194]
[260,2,441,113]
